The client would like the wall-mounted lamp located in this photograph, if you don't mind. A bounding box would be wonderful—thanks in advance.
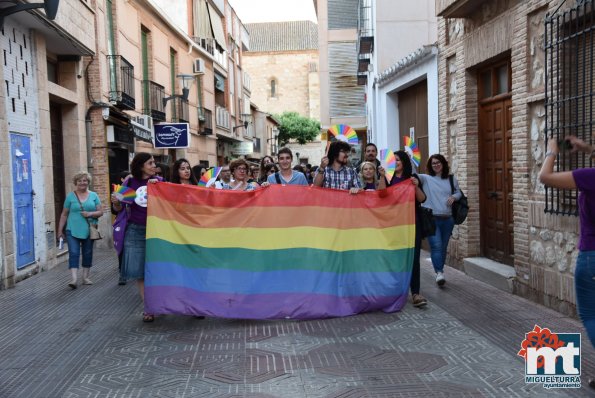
[233,121,249,131]
[162,74,195,108]
[0,0,59,29]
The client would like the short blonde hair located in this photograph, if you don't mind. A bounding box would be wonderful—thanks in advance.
[72,171,92,185]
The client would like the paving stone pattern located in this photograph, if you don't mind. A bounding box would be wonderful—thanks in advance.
[0,251,592,397]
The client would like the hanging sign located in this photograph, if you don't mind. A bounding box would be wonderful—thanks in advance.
[154,123,190,149]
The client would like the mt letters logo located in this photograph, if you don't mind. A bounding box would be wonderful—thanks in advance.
[518,325,581,389]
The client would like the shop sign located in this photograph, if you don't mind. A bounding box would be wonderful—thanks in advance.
[154,123,190,148]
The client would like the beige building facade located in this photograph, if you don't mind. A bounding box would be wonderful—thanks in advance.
[436,0,591,314]
[314,0,366,161]
[0,0,95,288]
[242,21,322,166]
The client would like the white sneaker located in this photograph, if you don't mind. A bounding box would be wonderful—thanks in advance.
[435,272,445,286]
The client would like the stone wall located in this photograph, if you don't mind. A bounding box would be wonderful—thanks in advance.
[242,50,320,120]
[438,0,581,315]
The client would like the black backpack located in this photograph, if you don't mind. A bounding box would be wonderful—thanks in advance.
[449,175,469,225]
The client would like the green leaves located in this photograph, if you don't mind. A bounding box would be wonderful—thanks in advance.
[275,112,321,146]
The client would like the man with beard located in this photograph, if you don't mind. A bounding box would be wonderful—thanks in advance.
[356,143,381,174]
[314,141,361,194]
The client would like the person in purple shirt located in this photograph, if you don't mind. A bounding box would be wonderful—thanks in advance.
[111,152,161,323]
[539,135,595,388]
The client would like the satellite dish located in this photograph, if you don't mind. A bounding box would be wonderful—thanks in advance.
[44,0,60,20]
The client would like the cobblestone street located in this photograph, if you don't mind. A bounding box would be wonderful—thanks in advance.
[0,251,593,397]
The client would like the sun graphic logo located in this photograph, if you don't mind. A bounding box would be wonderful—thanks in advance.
[518,325,581,389]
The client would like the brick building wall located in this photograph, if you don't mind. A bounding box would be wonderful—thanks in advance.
[437,0,581,315]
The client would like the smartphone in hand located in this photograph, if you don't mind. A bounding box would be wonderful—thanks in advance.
[558,139,572,151]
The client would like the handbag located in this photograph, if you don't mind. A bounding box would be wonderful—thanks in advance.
[449,175,469,225]
[420,207,436,238]
[74,191,102,240]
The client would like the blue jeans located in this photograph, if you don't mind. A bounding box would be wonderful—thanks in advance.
[426,216,455,273]
[575,251,595,348]
[65,230,94,269]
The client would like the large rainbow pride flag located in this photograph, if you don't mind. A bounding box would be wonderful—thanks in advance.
[144,182,415,319]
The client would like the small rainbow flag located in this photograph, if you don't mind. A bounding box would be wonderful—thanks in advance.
[380,149,397,182]
[144,183,415,319]
[328,124,359,145]
[112,184,136,203]
[198,167,222,187]
[403,136,421,167]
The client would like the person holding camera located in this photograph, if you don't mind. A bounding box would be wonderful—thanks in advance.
[539,135,595,387]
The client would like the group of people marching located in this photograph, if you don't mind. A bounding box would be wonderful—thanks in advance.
[54,132,595,386]
[57,139,468,322]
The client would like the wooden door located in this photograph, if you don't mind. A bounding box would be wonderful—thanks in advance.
[398,80,429,173]
[479,98,513,264]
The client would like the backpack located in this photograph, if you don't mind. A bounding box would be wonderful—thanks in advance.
[449,175,469,225]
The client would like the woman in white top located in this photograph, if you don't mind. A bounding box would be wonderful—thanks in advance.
[417,154,462,287]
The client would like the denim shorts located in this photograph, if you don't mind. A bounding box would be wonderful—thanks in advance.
[122,224,147,280]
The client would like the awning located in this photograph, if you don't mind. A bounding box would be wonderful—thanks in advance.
[214,73,225,92]
[193,0,213,39]
[207,3,227,49]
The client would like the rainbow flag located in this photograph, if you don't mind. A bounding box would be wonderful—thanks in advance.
[145,182,415,319]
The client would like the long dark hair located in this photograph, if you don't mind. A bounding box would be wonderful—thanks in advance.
[394,150,413,179]
[171,158,198,184]
[130,152,153,180]
[327,141,351,165]
[427,154,450,178]
[259,155,275,178]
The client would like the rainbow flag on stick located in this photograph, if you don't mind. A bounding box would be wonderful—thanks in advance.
[145,182,415,319]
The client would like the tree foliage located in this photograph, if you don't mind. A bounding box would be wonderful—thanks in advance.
[275,112,321,146]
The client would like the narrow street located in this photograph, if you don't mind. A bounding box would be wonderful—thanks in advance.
[1,252,592,397]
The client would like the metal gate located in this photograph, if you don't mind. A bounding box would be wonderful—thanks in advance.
[544,0,595,215]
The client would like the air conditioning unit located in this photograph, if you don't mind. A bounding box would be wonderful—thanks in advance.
[133,115,153,130]
[193,58,205,75]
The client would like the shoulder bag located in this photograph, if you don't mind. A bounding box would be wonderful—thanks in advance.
[449,175,469,225]
[74,192,102,240]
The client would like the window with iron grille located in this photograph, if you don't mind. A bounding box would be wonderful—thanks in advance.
[544,0,595,216]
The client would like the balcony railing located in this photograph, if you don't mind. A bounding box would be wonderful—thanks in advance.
[357,0,373,54]
[200,107,213,135]
[216,106,230,130]
[107,55,135,110]
[142,80,165,122]
[172,98,189,123]
[192,37,215,56]
[214,48,227,70]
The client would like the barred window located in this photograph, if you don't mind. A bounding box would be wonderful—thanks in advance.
[544,0,595,215]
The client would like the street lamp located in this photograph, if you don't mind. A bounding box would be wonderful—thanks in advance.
[162,74,195,108]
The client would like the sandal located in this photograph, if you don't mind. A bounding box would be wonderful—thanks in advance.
[142,313,154,323]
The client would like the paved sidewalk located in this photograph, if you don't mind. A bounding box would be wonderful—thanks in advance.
[0,250,592,397]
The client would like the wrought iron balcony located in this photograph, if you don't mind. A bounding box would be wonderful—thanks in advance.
[107,55,135,110]
[192,37,215,56]
[142,80,165,122]
[357,0,373,54]
[172,97,189,123]
[199,107,213,135]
